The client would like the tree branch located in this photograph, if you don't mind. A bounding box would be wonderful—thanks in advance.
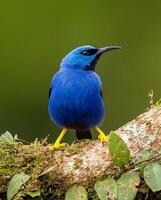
[0,104,161,198]
[50,105,161,186]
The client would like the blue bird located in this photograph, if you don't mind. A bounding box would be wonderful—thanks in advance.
[48,45,121,149]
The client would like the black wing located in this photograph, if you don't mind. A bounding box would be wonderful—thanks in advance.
[49,87,52,98]
[100,90,103,99]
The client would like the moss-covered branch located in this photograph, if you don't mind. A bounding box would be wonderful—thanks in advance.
[0,104,161,199]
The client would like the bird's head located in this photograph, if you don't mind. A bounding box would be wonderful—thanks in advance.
[60,45,121,71]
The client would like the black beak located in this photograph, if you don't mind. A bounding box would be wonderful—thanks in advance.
[88,45,122,71]
[97,46,122,56]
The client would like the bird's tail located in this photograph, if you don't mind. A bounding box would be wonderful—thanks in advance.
[76,129,92,140]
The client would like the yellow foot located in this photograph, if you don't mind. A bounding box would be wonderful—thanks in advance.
[98,133,109,142]
[49,128,68,150]
[95,127,109,142]
[48,142,67,150]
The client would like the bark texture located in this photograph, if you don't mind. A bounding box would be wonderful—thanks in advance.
[49,104,161,186]
[1,105,161,193]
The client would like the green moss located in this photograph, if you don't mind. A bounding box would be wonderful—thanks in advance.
[0,138,58,199]
[1,130,161,199]
[73,157,83,169]
[66,140,90,155]
[0,136,93,199]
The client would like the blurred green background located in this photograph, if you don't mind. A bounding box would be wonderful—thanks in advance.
[0,0,161,142]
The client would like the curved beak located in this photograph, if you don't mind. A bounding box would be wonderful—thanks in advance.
[89,45,122,71]
[97,46,122,56]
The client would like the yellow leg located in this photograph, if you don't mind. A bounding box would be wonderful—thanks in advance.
[95,127,108,142]
[49,128,68,150]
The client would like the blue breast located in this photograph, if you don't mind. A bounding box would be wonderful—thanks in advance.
[48,69,105,129]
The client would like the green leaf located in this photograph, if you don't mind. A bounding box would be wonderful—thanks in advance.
[0,168,11,175]
[7,173,30,200]
[0,131,14,144]
[144,162,161,192]
[27,190,41,198]
[94,177,117,200]
[117,171,140,200]
[65,185,88,200]
[108,131,130,168]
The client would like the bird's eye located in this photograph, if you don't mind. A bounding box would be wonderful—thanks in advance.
[81,50,90,56]
[80,49,98,56]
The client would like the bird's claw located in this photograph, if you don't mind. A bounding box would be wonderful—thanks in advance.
[98,133,108,142]
[48,142,68,150]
